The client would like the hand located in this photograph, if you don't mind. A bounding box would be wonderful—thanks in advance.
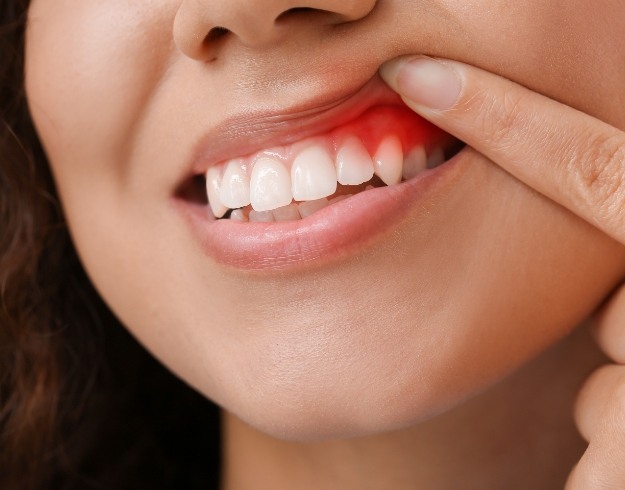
[379,56,625,488]
[571,285,625,489]
[379,56,625,244]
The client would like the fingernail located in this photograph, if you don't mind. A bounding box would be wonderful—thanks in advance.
[380,57,462,111]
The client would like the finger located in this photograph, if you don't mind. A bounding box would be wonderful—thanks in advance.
[594,284,625,364]
[566,442,625,490]
[569,365,625,489]
[380,56,625,244]
[574,364,625,443]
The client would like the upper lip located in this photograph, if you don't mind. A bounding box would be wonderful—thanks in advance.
[187,73,404,176]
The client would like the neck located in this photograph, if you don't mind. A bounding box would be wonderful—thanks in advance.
[221,324,601,490]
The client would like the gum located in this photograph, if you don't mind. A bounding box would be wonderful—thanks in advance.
[332,105,448,155]
[215,105,451,172]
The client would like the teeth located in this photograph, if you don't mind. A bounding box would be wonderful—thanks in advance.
[206,167,228,218]
[426,147,445,169]
[298,198,329,218]
[373,135,403,186]
[402,145,427,181]
[209,133,452,220]
[249,210,275,222]
[220,158,250,209]
[291,144,337,201]
[272,203,301,222]
[336,137,374,185]
[250,157,293,212]
[229,209,248,222]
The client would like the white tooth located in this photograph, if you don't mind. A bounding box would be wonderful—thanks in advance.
[206,167,228,218]
[220,158,250,209]
[426,147,445,168]
[230,209,248,222]
[298,198,329,218]
[402,145,427,181]
[272,203,301,222]
[249,210,275,222]
[291,144,337,201]
[250,157,292,212]
[336,137,374,185]
[373,135,403,186]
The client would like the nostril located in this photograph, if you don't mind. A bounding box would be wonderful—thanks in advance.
[275,7,321,23]
[204,26,230,44]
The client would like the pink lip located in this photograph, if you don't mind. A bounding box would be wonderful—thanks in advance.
[186,74,404,176]
[175,150,467,271]
[174,72,467,271]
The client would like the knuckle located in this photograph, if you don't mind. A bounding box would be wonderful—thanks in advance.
[569,132,625,228]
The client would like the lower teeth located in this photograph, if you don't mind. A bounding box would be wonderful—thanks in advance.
[230,192,355,223]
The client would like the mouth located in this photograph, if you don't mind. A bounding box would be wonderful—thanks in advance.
[174,74,466,270]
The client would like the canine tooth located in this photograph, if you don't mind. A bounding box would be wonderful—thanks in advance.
[250,157,292,212]
[373,135,403,186]
[249,210,275,222]
[336,137,374,185]
[402,146,427,180]
[426,147,445,168]
[272,203,301,222]
[220,158,250,208]
[298,198,329,218]
[230,209,247,222]
[291,145,337,201]
[206,167,228,218]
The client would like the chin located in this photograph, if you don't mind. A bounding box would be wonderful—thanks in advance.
[188,297,576,442]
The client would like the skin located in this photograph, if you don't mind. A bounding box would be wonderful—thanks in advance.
[381,54,625,488]
[23,0,625,487]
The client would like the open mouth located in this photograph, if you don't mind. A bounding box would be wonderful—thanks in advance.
[179,105,464,223]
[174,77,469,270]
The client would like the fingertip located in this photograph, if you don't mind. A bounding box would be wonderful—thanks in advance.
[573,364,623,442]
[379,56,463,112]
[379,56,406,92]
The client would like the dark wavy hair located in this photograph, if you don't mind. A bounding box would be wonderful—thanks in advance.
[0,2,220,488]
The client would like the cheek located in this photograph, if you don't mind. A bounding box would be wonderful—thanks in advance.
[23,0,625,442]
[212,157,625,440]
[25,1,175,188]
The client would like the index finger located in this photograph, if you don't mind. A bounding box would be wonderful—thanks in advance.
[380,56,625,244]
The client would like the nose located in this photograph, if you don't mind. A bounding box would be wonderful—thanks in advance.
[174,0,377,61]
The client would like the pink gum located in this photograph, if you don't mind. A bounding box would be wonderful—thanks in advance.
[217,105,451,171]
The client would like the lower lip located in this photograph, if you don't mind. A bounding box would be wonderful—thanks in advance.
[176,147,468,271]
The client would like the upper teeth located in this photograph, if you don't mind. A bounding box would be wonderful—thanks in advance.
[220,158,250,209]
[250,157,292,212]
[336,136,374,185]
[291,143,338,202]
[206,134,444,219]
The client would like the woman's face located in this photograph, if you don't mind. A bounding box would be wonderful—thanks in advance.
[25,0,625,439]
